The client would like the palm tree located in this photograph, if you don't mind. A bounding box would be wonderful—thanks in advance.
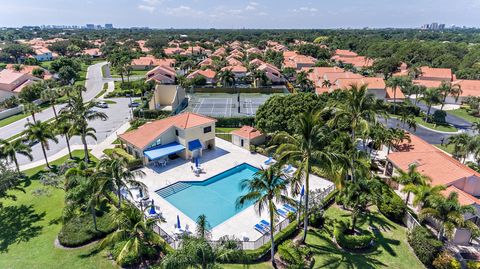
[23,102,42,123]
[447,133,472,163]
[295,71,314,93]
[60,92,107,163]
[250,69,269,88]
[55,114,75,159]
[41,88,60,120]
[217,69,236,87]
[439,81,462,110]
[404,184,445,208]
[99,204,165,266]
[24,120,58,168]
[273,111,342,243]
[420,192,480,240]
[387,76,409,113]
[196,214,211,239]
[394,164,430,205]
[407,66,422,80]
[236,165,289,266]
[420,88,441,121]
[321,79,332,88]
[399,110,417,131]
[96,155,147,208]
[472,122,480,134]
[0,139,32,172]
[412,85,426,105]
[12,64,23,72]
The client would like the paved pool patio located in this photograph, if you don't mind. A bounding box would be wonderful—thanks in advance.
[134,137,334,244]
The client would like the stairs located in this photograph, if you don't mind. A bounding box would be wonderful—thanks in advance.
[156,182,192,198]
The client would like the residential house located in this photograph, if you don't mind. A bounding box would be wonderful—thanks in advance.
[83,48,102,58]
[447,80,480,104]
[257,63,284,83]
[283,51,316,70]
[0,69,39,101]
[187,69,217,84]
[231,126,266,150]
[331,49,374,69]
[131,56,175,70]
[386,133,480,244]
[164,47,185,56]
[5,64,52,80]
[32,46,53,62]
[146,65,176,84]
[119,112,216,163]
[221,65,247,79]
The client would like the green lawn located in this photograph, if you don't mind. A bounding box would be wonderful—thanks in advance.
[110,69,150,78]
[434,143,455,154]
[0,150,116,269]
[448,108,480,124]
[0,103,52,128]
[216,127,239,142]
[414,116,458,132]
[308,206,423,269]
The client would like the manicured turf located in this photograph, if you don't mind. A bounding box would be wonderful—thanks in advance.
[0,103,52,128]
[110,69,150,78]
[448,108,480,124]
[414,116,458,132]
[216,127,239,142]
[434,143,455,154]
[0,150,115,269]
[308,206,423,269]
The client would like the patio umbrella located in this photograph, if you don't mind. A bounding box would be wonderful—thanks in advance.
[195,157,199,168]
[177,215,181,229]
[139,188,144,198]
[300,185,305,197]
[149,200,157,215]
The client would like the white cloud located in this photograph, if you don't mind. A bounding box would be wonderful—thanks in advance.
[162,5,205,17]
[138,4,156,13]
[142,0,162,5]
[246,5,256,11]
[292,7,319,13]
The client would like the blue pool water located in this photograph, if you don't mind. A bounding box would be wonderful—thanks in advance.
[156,163,259,227]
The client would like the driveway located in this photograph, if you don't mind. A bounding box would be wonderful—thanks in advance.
[413,99,471,129]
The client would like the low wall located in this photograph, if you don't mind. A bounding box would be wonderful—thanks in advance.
[0,106,22,120]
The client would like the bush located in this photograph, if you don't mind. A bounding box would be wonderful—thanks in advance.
[58,211,115,247]
[378,193,406,223]
[309,208,325,228]
[467,261,480,269]
[133,109,170,119]
[433,110,447,124]
[389,103,421,116]
[333,221,374,250]
[408,226,443,266]
[103,148,142,170]
[278,239,310,267]
[216,117,255,128]
[433,251,461,269]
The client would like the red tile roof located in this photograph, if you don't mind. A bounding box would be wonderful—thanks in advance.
[119,113,216,149]
[231,126,264,139]
[453,80,480,97]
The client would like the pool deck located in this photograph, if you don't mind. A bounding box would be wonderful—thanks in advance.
[135,137,334,242]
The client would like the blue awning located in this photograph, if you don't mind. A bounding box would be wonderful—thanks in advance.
[144,142,185,161]
[188,139,202,151]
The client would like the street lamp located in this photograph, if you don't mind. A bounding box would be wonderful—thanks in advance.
[126,93,133,120]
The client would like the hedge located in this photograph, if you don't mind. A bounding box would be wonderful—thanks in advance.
[333,221,374,250]
[408,226,443,266]
[378,193,407,223]
[389,103,421,117]
[133,109,171,119]
[467,261,480,269]
[58,211,116,247]
[215,117,255,128]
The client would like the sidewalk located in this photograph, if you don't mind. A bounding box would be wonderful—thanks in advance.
[18,145,83,171]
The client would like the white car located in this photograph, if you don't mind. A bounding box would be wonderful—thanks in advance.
[96,101,109,108]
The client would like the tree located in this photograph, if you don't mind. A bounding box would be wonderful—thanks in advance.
[58,65,78,85]
[22,102,42,123]
[394,164,430,205]
[438,81,462,110]
[372,57,400,79]
[196,214,211,239]
[32,68,45,78]
[447,133,471,163]
[19,82,46,102]
[60,91,107,163]
[96,155,147,208]
[56,114,75,159]
[0,161,23,204]
[405,184,445,208]
[41,88,60,120]
[3,44,33,63]
[420,192,480,240]
[0,139,32,172]
[399,110,417,130]
[420,88,441,121]
[24,120,58,168]
[249,69,269,88]
[236,165,289,266]
[295,71,314,93]
[99,204,165,266]
[387,76,411,113]
[216,69,236,87]
[273,111,342,243]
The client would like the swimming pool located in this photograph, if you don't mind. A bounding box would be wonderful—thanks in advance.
[155,163,259,227]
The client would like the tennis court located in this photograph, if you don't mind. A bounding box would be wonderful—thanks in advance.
[184,93,279,117]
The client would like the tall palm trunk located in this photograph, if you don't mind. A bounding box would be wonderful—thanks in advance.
[302,159,310,243]
[269,200,275,266]
[91,206,98,231]
[52,104,58,120]
[64,133,73,159]
[81,132,90,163]
[40,142,50,168]
[31,113,37,123]
[405,191,411,205]
[13,155,20,173]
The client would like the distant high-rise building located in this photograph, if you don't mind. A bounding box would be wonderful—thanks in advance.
[86,24,95,29]
[439,24,446,29]
[431,22,439,30]
[105,23,113,29]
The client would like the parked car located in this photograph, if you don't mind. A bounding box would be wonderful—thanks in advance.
[96,101,109,108]
[128,102,140,108]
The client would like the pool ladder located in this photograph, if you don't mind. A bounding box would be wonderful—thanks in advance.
[156,182,192,198]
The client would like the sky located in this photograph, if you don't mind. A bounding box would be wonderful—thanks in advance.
[1,0,480,29]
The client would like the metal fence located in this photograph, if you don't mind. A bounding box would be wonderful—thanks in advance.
[153,184,336,250]
[403,211,421,230]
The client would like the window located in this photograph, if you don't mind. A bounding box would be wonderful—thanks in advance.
[241,139,244,147]
[203,126,212,133]
[175,129,179,136]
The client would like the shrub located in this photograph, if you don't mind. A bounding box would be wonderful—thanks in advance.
[333,221,374,250]
[433,110,447,124]
[309,208,324,228]
[432,251,461,269]
[378,193,406,223]
[133,109,170,119]
[408,226,443,266]
[216,117,255,128]
[467,261,480,269]
[58,211,115,247]
[278,239,310,267]
[389,103,421,116]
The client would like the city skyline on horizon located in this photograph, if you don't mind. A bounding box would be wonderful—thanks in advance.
[1,0,480,29]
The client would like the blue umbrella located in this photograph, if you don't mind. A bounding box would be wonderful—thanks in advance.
[195,157,199,168]
[300,185,305,197]
[177,215,181,229]
[149,200,157,215]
